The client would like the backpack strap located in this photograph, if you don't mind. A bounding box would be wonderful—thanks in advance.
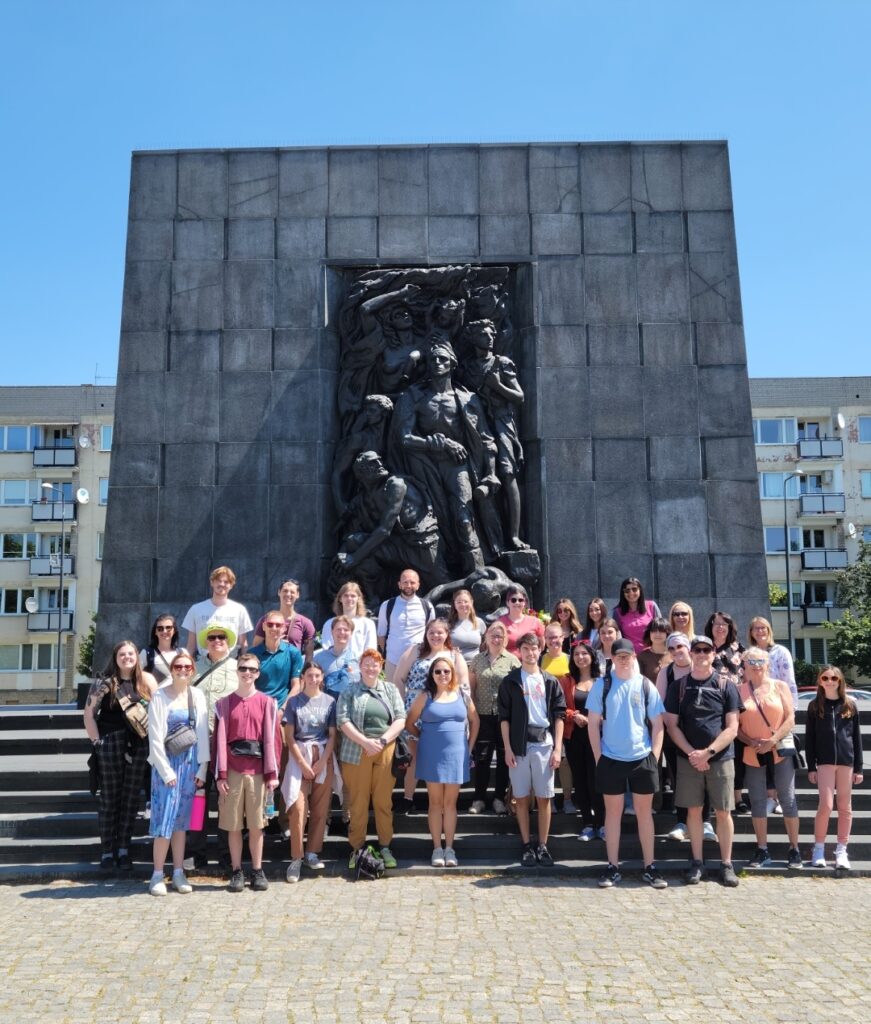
[382,596,398,648]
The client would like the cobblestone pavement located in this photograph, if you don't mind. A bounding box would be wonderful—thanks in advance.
[1,874,868,1023]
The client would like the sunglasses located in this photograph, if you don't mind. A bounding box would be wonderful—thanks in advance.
[432,668,452,676]
[820,674,840,682]
[237,666,258,674]
[672,611,689,618]
[173,665,194,673]
[691,646,713,654]
[508,597,525,604]
[207,634,228,642]
[264,622,285,629]
[745,658,766,667]
[155,625,174,632]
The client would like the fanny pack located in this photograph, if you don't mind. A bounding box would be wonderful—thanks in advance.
[164,688,198,757]
[116,686,149,739]
[229,739,263,758]
[527,726,549,744]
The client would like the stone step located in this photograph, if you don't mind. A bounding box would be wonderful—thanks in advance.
[0,707,84,731]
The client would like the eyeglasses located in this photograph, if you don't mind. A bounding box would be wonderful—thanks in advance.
[264,622,285,629]
[155,625,174,632]
[237,666,258,674]
[173,665,194,673]
[508,597,525,604]
[820,674,839,682]
[432,668,452,676]
[745,658,766,667]
[207,634,227,642]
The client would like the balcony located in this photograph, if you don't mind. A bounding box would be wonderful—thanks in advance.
[31,501,75,522]
[29,555,75,576]
[803,604,848,626]
[27,610,73,632]
[801,548,848,571]
[798,493,845,517]
[32,446,76,468]
[797,437,843,459]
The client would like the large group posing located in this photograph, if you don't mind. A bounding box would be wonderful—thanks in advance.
[83,566,864,894]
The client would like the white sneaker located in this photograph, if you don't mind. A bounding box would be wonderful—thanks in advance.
[444,846,458,867]
[668,823,688,841]
[492,798,507,815]
[149,872,167,897]
[431,847,446,867]
[703,821,717,840]
[624,804,636,816]
[578,826,595,841]
[304,852,325,871]
[563,799,577,814]
[835,845,851,871]
[810,843,826,868]
[286,859,302,883]
[765,797,777,815]
[182,856,195,871]
[469,800,486,814]
[171,870,192,894]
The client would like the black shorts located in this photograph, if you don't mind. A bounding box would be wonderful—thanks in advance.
[595,752,660,796]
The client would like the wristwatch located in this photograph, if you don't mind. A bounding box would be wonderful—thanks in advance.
[707,747,716,758]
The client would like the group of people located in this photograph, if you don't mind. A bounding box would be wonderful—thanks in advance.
[83,566,864,893]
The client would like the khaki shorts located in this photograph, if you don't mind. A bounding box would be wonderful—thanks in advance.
[219,769,266,831]
[675,756,735,812]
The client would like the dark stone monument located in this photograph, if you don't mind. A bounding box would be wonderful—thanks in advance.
[96,142,767,662]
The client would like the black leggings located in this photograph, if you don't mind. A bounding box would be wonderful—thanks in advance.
[473,715,509,802]
[565,727,604,828]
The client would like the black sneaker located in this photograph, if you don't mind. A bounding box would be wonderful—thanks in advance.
[116,852,133,871]
[598,863,621,888]
[521,843,537,867]
[720,862,739,888]
[227,868,245,893]
[250,868,269,891]
[642,864,668,889]
[747,846,772,869]
[99,852,114,871]
[735,800,750,815]
[787,847,803,870]
[193,853,208,871]
[684,859,704,885]
[535,843,554,866]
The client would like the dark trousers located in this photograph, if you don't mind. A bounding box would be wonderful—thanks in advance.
[473,715,508,803]
[96,729,149,854]
[565,727,604,828]
[186,769,230,865]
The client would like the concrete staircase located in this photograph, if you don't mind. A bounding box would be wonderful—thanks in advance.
[1,704,869,880]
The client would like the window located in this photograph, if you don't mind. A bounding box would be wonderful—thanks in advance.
[1,533,38,559]
[99,478,109,505]
[0,426,35,452]
[764,527,800,553]
[861,471,871,498]
[809,638,828,664]
[40,480,73,502]
[800,474,823,495]
[759,472,801,499]
[0,643,55,672]
[863,527,871,544]
[802,529,825,549]
[0,588,35,615]
[858,417,871,443]
[100,425,113,451]
[0,479,39,506]
[37,426,74,449]
[769,581,801,608]
[798,421,820,440]
[40,534,70,557]
[96,533,104,560]
[43,588,69,611]
[802,582,830,605]
[753,418,796,445]
[0,646,19,671]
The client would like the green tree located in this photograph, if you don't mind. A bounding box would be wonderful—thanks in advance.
[823,542,871,679]
[76,615,97,678]
[768,582,787,609]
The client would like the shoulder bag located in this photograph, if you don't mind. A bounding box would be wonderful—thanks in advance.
[164,688,198,757]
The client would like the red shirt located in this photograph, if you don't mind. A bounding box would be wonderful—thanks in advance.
[212,690,280,782]
[498,613,545,656]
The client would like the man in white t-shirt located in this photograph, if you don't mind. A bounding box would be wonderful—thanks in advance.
[376,568,434,680]
[182,565,253,656]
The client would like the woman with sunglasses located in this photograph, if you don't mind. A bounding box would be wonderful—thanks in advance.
[806,665,864,870]
[746,616,798,708]
[146,653,210,895]
[582,598,608,648]
[668,602,695,641]
[498,584,544,656]
[562,640,604,841]
[706,610,747,811]
[551,598,582,653]
[611,578,661,654]
[140,614,184,684]
[736,648,801,870]
[407,655,479,866]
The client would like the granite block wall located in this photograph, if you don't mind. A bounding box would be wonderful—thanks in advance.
[96,142,766,661]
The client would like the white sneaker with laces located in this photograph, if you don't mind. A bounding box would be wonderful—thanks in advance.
[304,852,325,870]
[444,847,458,867]
[703,821,717,840]
[431,847,446,867]
[149,872,167,897]
[765,797,777,815]
[835,845,851,871]
[469,800,486,814]
[668,823,688,841]
[286,859,302,883]
[810,843,826,868]
[171,870,192,894]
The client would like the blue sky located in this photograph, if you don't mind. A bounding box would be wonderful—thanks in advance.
[2,0,869,385]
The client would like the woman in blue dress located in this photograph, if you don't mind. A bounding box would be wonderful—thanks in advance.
[146,653,210,896]
[407,655,479,868]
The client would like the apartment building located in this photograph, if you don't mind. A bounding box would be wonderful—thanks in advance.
[750,376,871,668]
[0,386,114,702]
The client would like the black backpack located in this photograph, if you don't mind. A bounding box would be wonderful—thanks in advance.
[382,596,434,647]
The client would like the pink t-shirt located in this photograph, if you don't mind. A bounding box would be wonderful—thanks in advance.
[612,601,660,653]
[498,613,545,656]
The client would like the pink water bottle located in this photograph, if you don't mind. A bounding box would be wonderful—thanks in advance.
[189,791,206,831]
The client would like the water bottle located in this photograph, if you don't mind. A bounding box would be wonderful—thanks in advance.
[264,793,276,819]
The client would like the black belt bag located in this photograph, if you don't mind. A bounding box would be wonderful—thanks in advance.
[526,726,549,744]
[229,739,263,758]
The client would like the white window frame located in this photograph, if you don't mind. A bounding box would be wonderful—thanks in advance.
[100,425,113,451]
[764,527,800,554]
[0,479,39,506]
[861,470,871,499]
[0,533,38,559]
[858,417,871,443]
[99,478,109,505]
[753,417,797,445]
[759,472,801,500]
[769,581,802,609]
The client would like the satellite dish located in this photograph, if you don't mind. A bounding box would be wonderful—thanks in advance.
[76,487,90,505]
[835,413,846,430]
[77,435,91,449]
[847,522,857,538]
[25,597,38,614]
